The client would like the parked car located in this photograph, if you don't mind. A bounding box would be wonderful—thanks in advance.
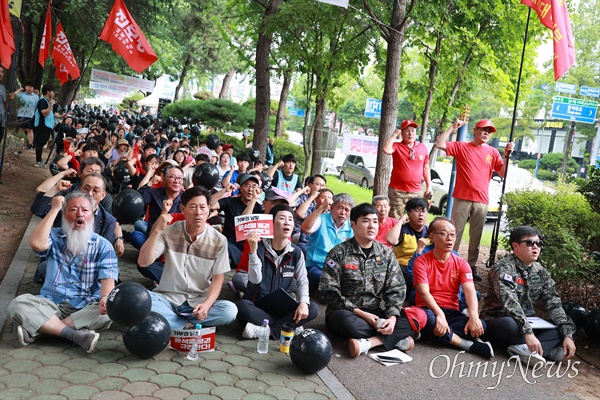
[339,154,375,189]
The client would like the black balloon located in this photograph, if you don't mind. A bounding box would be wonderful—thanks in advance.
[112,188,144,224]
[144,134,156,144]
[107,123,117,132]
[89,111,95,118]
[139,118,151,129]
[122,312,171,358]
[126,118,134,126]
[190,125,201,137]
[171,118,179,127]
[180,117,188,125]
[109,116,119,124]
[206,134,220,150]
[113,161,131,184]
[106,282,152,326]
[289,329,332,374]
[133,125,144,135]
[584,308,600,341]
[249,148,260,162]
[260,172,272,191]
[192,162,220,190]
[165,116,174,125]
[562,301,589,330]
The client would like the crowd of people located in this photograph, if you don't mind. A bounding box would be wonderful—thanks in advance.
[6,101,576,366]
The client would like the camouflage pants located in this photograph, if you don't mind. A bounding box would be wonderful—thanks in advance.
[388,188,421,219]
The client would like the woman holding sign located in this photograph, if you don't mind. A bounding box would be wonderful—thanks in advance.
[236,204,319,340]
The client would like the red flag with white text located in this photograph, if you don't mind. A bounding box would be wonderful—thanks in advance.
[51,22,80,84]
[99,0,158,73]
[38,1,52,67]
[521,0,576,81]
[0,0,16,69]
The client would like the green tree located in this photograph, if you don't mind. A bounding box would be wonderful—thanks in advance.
[162,99,254,131]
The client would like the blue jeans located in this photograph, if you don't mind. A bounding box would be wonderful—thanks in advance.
[130,220,149,250]
[306,265,323,293]
[149,292,237,330]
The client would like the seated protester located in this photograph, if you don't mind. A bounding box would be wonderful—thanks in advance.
[130,164,184,250]
[294,189,333,255]
[210,173,264,266]
[293,175,327,244]
[302,193,354,293]
[138,186,237,329]
[184,153,210,189]
[223,144,237,168]
[248,160,265,173]
[163,137,179,159]
[413,217,494,359]
[236,204,318,339]
[9,192,118,353]
[172,149,190,169]
[267,153,303,195]
[215,152,231,190]
[231,188,292,293]
[105,139,131,169]
[319,203,425,358]
[102,133,118,157]
[482,226,576,365]
[386,197,429,293]
[372,195,398,248]
[34,157,113,214]
[57,142,100,172]
[222,153,251,196]
[130,154,161,190]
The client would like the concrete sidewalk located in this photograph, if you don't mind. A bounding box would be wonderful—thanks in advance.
[0,217,597,399]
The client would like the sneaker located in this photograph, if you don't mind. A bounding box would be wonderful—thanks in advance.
[27,144,34,150]
[34,161,43,168]
[395,336,415,352]
[73,329,100,353]
[507,344,546,368]
[17,325,41,346]
[228,281,239,294]
[349,338,371,358]
[242,322,261,339]
[469,338,494,359]
[547,346,566,362]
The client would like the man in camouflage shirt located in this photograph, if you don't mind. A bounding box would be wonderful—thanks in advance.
[483,226,576,366]
[319,203,425,358]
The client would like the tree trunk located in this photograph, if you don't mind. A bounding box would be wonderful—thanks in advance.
[311,94,327,176]
[219,68,236,99]
[253,0,283,162]
[274,70,292,138]
[174,54,192,101]
[561,122,576,175]
[57,79,80,108]
[420,32,442,144]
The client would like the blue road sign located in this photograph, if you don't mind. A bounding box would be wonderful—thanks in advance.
[288,107,305,117]
[551,101,597,124]
[580,86,600,98]
[554,82,578,94]
[364,98,382,119]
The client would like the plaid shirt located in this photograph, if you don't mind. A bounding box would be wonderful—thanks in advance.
[37,228,119,309]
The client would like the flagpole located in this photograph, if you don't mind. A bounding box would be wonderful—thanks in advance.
[487,7,532,268]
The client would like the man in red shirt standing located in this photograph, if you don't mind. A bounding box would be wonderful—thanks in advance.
[434,119,513,281]
[383,119,432,219]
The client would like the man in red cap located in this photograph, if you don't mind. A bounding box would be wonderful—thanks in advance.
[434,119,513,281]
[383,119,432,219]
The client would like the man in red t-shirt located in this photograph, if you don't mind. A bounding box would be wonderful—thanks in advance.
[413,217,493,358]
[383,119,432,219]
[434,119,514,281]
[372,195,397,248]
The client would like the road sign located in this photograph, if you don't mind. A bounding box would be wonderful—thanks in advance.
[551,101,597,124]
[287,107,305,117]
[364,98,382,119]
[554,82,577,94]
[553,95,599,107]
[580,86,600,98]
[286,99,295,107]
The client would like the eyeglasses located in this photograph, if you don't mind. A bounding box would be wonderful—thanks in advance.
[166,176,184,182]
[410,208,427,214]
[433,232,456,239]
[519,240,543,248]
[409,149,415,160]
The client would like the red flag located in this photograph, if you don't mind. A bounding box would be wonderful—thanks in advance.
[51,22,80,84]
[521,0,576,81]
[100,0,158,73]
[38,1,52,67]
[0,0,16,69]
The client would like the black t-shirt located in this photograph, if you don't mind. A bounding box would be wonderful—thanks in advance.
[218,196,264,241]
[35,98,50,129]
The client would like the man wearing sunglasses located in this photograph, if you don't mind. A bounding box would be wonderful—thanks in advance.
[383,120,432,219]
[483,226,576,367]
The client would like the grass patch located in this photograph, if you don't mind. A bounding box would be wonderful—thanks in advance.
[323,174,374,205]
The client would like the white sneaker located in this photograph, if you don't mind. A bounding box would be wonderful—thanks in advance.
[242,322,261,339]
[349,338,371,358]
[507,344,546,368]
[547,346,566,362]
[17,325,41,346]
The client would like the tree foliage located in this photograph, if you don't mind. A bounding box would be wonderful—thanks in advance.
[162,99,254,131]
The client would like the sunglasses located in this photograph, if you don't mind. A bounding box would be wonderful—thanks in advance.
[519,240,543,248]
[409,148,415,160]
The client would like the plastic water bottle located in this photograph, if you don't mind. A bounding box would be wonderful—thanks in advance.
[257,319,270,354]
[187,324,202,361]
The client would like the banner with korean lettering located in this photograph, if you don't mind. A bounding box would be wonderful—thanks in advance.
[100,0,158,74]
[234,214,274,242]
[0,0,15,69]
[51,22,81,83]
[38,1,52,67]
[521,0,575,81]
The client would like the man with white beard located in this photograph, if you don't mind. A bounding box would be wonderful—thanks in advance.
[9,191,118,353]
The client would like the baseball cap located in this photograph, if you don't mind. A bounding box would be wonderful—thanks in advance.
[264,187,290,204]
[223,144,234,151]
[400,119,419,130]
[237,173,260,186]
[171,137,179,142]
[475,119,496,132]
